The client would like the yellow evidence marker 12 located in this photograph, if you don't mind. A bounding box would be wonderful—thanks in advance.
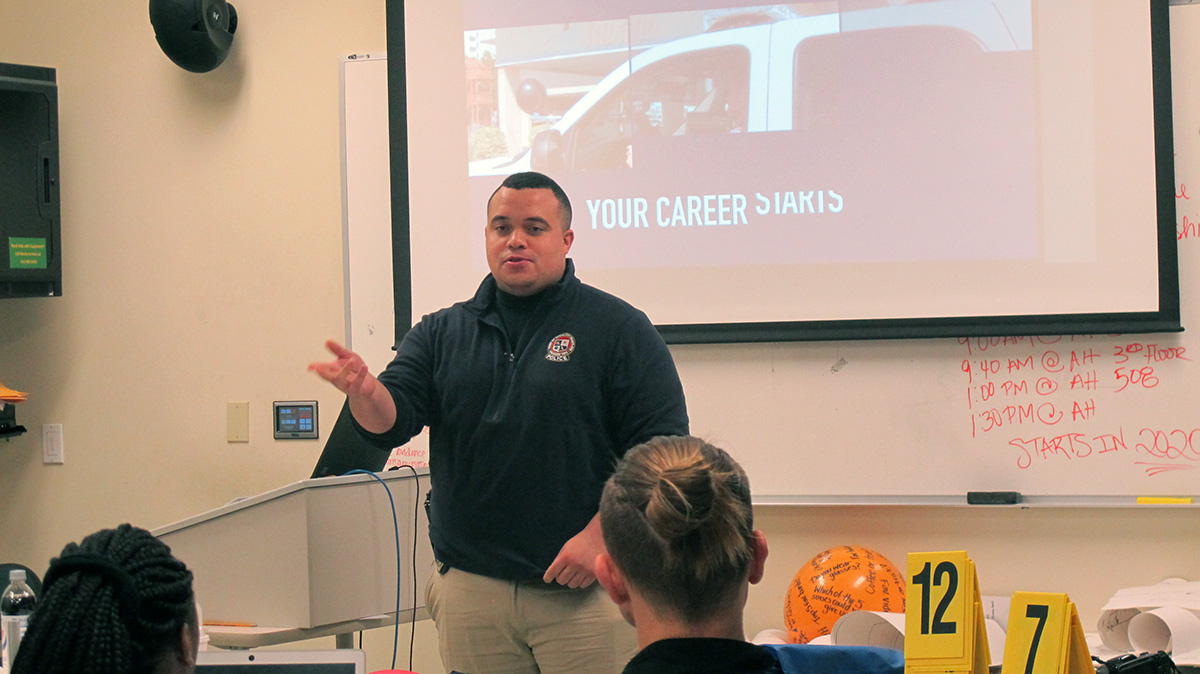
[905,551,990,674]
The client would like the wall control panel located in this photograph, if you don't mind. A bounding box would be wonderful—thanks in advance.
[273,400,318,439]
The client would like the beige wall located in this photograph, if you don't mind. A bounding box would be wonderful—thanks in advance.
[0,0,381,544]
[0,0,430,669]
[1,1,1197,673]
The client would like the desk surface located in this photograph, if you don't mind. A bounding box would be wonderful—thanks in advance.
[203,608,429,649]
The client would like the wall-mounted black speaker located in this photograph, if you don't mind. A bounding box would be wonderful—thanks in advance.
[149,0,238,73]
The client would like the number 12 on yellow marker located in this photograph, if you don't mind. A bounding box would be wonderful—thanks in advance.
[1001,592,1092,674]
[905,551,990,674]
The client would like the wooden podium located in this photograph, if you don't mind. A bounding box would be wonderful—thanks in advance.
[152,469,434,648]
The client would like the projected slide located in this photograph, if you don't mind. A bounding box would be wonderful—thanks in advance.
[464,1,1035,270]
[404,0,1164,332]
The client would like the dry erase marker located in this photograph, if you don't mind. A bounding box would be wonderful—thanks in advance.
[1135,496,1192,505]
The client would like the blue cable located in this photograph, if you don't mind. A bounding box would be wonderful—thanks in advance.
[343,466,420,671]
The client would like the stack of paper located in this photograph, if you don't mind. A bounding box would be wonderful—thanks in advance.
[0,382,29,404]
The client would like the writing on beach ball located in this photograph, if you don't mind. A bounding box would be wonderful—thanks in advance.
[784,545,906,644]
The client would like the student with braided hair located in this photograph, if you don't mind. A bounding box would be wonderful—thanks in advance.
[595,436,905,674]
[11,523,199,674]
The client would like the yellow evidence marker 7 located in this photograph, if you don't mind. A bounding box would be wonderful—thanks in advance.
[1001,592,1092,674]
[905,551,990,674]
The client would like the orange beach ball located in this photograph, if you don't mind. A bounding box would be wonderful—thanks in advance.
[783,545,906,644]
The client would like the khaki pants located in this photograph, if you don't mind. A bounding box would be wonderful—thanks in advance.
[426,565,637,674]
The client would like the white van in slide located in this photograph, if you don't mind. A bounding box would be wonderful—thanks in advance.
[469,0,1031,175]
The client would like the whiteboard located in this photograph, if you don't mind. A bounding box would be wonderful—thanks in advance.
[340,53,396,373]
[342,5,1200,501]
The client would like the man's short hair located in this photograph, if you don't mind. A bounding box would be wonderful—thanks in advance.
[488,171,573,230]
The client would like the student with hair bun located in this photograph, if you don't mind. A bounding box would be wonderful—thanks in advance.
[11,523,199,674]
[596,436,905,674]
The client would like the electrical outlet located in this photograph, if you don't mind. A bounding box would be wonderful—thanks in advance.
[42,423,64,464]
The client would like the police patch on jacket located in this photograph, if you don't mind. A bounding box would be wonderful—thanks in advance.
[546,333,576,362]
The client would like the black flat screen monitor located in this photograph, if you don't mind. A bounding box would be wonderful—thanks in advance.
[309,398,389,479]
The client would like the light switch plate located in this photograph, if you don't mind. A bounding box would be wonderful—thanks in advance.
[227,401,249,442]
[42,423,64,464]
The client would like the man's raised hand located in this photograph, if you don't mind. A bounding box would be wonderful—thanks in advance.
[308,340,378,399]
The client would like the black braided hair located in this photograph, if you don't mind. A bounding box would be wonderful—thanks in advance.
[11,523,196,674]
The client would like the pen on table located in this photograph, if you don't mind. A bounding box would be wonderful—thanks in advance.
[1135,496,1192,505]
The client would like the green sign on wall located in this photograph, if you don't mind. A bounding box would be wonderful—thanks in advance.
[9,237,47,269]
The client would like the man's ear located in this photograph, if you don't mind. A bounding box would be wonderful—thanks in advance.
[594,552,629,606]
[748,530,769,585]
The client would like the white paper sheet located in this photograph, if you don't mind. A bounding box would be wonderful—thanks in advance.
[825,610,1005,665]
[1097,578,1200,665]
[751,628,790,645]
[831,611,906,652]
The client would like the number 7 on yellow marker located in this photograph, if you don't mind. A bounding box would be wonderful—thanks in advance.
[1001,592,1091,674]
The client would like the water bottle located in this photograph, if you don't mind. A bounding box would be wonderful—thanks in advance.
[1,569,36,674]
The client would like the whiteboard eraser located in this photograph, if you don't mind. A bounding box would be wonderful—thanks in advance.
[967,491,1022,505]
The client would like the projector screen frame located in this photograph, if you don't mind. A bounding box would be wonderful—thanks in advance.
[384,0,1181,345]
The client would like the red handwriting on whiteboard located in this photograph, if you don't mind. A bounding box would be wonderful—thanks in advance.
[974,403,1065,435]
[961,339,1185,438]
[1113,343,1189,364]
[1070,371,1098,390]
[1179,216,1199,240]
[1010,427,1200,473]
[1010,431,1107,469]
[1176,181,1196,240]
[957,335,1075,356]
[1133,427,1200,462]
[1114,367,1159,392]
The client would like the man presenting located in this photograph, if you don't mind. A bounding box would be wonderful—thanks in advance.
[310,172,689,674]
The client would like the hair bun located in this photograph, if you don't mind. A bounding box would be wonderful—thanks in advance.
[646,461,718,540]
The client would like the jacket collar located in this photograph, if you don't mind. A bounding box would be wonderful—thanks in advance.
[466,258,577,316]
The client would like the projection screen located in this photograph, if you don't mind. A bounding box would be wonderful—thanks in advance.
[386,0,1179,343]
